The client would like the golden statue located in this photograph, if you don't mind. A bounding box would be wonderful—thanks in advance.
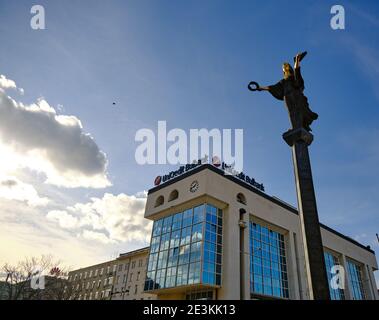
[249,52,318,132]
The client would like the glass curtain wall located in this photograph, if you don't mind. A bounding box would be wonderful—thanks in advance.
[249,221,289,299]
[144,204,222,291]
[347,260,366,300]
[324,251,345,300]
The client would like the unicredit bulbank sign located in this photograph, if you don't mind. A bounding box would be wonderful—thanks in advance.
[153,156,265,192]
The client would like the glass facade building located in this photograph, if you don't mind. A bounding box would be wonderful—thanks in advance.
[324,251,345,300]
[347,260,366,300]
[144,204,222,291]
[249,221,289,299]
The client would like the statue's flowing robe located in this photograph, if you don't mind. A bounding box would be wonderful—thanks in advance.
[267,67,318,131]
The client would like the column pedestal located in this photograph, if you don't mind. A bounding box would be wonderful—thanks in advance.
[283,128,330,300]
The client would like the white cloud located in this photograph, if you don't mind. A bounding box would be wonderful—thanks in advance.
[0,200,116,269]
[47,210,79,229]
[0,74,23,96]
[81,230,116,244]
[134,190,148,198]
[0,74,148,270]
[0,74,111,188]
[0,175,49,207]
[0,74,16,90]
[47,192,152,244]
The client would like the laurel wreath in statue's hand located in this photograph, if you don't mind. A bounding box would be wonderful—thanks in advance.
[248,81,261,91]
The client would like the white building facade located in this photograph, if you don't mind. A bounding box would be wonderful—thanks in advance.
[142,164,378,300]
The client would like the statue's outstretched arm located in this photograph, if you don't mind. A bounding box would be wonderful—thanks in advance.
[294,56,300,69]
[294,51,307,69]
[248,81,284,100]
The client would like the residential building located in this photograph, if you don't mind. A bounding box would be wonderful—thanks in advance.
[111,247,156,300]
[68,260,117,300]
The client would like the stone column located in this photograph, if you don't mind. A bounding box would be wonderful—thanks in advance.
[288,232,301,299]
[362,264,376,300]
[238,208,248,300]
[283,128,330,300]
[367,266,379,300]
[340,254,352,300]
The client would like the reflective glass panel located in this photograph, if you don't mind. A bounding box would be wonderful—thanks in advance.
[145,204,222,291]
[324,251,345,300]
[347,260,365,300]
[249,221,289,299]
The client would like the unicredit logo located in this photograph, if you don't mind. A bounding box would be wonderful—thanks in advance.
[154,176,162,186]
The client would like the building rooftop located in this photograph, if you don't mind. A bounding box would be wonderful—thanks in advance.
[118,246,150,259]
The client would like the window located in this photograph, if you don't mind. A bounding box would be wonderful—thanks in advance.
[172,212,182,231]
[84,272,87,279]
[237,193,247,205]
[168,190,179,202]
[324,251,345,300]
[137,272,141,281]
[134,285,138,294]
[129,273,133,282]
[125,263,129,270]
[100,268,104,276]
[347,260,366,300]
[94,292,98,299]
[138,259,143,267]
[94,269,98,277]
[155,195,164,207]
[89,270,93,277]
[123,274,127,283]
[182,209,193,227]
[165,267,176,288]
[118,264,123,272]
[202,204,222,286]
[132,261,136,269]
[92,281,95,289]
[144,203,223,291]
[161,232,170,250]
[249,222,289,299]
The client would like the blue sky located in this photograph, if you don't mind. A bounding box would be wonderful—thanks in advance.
[0,0,378,284]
